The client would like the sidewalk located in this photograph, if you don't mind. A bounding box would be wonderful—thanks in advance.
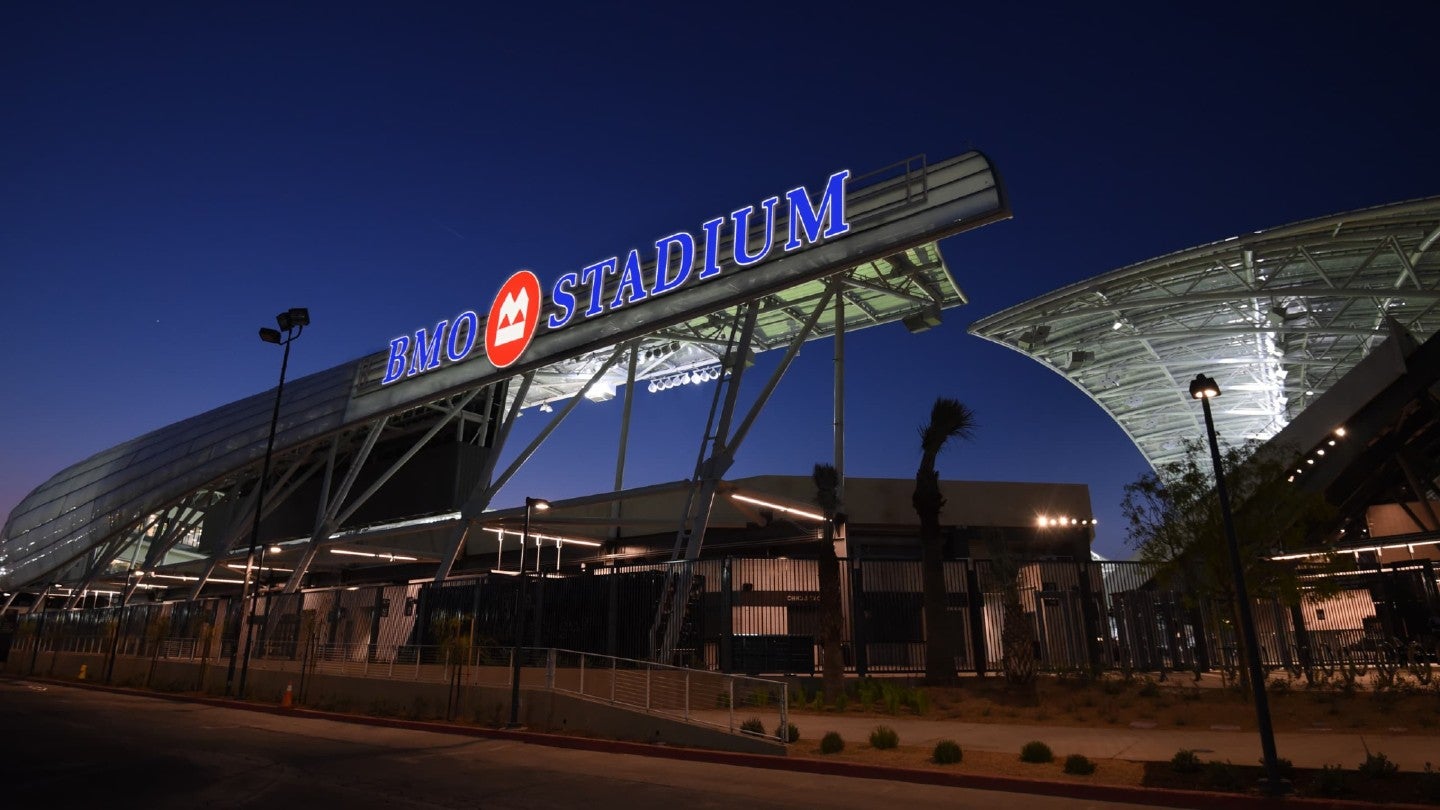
[735,710,1438,771]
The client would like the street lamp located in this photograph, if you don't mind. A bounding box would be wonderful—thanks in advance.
[1189,373,1289,796]
[228,307,309,699]
[508,496,550,727]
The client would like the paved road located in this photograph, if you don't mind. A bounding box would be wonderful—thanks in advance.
[0,680,1163,809]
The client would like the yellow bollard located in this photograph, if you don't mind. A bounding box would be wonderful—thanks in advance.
[78,664,87,680]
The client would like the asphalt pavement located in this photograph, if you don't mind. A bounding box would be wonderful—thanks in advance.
[0,679,1163,810]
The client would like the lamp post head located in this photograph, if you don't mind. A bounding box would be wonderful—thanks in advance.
[287,308,310,327]
[259,327,282,344]
[1189,374,1221,400]
[526,497,551,511]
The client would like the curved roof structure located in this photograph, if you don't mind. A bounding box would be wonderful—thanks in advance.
[2,152,1008,594]
[970,196,1440,472]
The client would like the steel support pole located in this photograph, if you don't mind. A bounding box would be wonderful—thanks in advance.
[833,277,846,507]
[1198,393,1289,796]
[507,502,533,727]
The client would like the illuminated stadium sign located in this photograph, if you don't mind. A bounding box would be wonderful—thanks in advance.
[380,169,851,384]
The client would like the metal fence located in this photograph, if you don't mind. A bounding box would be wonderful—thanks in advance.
[9,556,1438,680]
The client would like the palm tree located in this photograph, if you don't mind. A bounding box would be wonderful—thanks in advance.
[913,397,976,685]
[812,463,845,703]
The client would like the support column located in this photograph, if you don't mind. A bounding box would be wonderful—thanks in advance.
[833,276,846,508]
[965,564,987,676]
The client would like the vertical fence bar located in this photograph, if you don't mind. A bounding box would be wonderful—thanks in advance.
[684,671,690,721]
[611,657,616,703]
[645,664,652,709]
[546,648,555,690]
[579,653,586,696]
[728,679,734,732]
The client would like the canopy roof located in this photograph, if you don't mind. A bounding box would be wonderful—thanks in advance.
[3,152,1006,593]
[970,197,1440,472]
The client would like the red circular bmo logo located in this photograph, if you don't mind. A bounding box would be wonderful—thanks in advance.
[485,270,542,369]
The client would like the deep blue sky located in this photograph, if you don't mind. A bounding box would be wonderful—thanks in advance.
[4,4,1439,560]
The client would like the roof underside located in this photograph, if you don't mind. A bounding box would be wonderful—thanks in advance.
[970,197,1440,472]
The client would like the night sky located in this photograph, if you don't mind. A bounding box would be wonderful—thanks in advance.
[4,4,1439,561]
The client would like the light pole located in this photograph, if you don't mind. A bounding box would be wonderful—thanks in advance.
[508,496,549,727]
[227,307,309,699]
[1189,373,1289,796]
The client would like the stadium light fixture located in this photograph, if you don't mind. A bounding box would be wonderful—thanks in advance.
[229,308,309,701]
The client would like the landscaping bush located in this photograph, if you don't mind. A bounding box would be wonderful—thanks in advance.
[1137,678,1160,698]
[1312,764,1350,797]
[1019,741,1053,763]
[1420,763,1440,802]
[820,731,845,754]
[833,693,848,712]
[739,717,766,736]
[1358,751,1399,780]
[775,721,800,743]
[907,687,931,715]
[1063,754,1097,775]
[869,725,899,749]
[1204,761,1242,791]
[932,740,962,765]
[1170,749,1201,774]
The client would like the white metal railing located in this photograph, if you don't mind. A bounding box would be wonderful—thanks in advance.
[546,648,788,743]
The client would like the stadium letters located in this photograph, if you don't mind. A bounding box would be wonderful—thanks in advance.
[381,169,851,385]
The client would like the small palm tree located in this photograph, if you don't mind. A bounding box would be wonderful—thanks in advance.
[812,463,845,704]
[913,398,976,685]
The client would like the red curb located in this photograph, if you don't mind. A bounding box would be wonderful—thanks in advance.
[11,675,1432,810]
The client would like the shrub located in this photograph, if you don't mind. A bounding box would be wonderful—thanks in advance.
[1204,761,1242,791]
[1064,754,1097,775]
[1170,749,1201,774]
[1312,764,1349,797]
[908,687,931,715]
[856,679,878,708]
[932,740,962,765]
[739,717,766,736]
[880,682,903,714]
[776,721,800,743]
[1020,741,1054,763]
[833,693,848,712]
[869,725,899,750]
[1265,756,1295,779]
[1420,763,1440,802]
[1138,679,1160,698]
[820,731,845,754]
[1358,751,1399,780]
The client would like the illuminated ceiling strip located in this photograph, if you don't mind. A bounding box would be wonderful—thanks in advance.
[329,548,420,562]
[729,493,826,523]
[1269,538,1440,561]
[149,573,246,585]
[326,511,463,540]
[480,527,602,547]
[224,564,295,573]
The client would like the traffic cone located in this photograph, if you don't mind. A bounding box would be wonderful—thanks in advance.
[282,682,293,708]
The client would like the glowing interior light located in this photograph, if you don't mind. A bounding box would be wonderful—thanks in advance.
[1335,427,1347,437]
[1306,459,1315,465]
[1328,439,1336,446]
[1316,449,1325,456]
[729,493,825,522]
